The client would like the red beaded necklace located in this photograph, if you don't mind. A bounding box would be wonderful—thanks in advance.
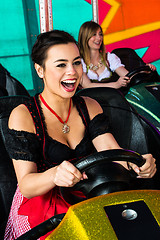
[40,94,72,134]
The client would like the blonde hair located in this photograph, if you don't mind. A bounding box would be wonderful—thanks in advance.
[78,21,106,66]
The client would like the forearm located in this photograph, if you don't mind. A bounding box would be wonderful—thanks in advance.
[81,71,129,89]
[81,77,121,89]
[93,133,121,151]
[92,133,129,169]
[17,160,85,198]
[115,66,129,77]
[81,72,117,89]
[18,167,57,199]
[93,81,121,89]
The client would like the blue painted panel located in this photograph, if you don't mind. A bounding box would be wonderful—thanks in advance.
[52,0,92,40]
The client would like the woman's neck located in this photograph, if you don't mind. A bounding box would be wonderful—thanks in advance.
[40,91,71,117]
[90,50,100,64]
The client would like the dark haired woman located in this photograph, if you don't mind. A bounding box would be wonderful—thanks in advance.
[4,30,156,239]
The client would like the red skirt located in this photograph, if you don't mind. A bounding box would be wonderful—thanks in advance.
[4,186,71,240]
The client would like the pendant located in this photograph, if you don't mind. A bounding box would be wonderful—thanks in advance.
[62,123,70,133]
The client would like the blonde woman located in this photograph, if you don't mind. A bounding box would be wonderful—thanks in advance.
[78,21,156,89]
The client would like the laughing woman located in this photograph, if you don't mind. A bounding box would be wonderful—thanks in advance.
[78,21,156,89]
[4,30,156,240]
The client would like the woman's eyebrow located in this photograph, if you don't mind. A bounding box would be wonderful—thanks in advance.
[54,59,67,63]
[54,56,81,63]
[74,56,81,61]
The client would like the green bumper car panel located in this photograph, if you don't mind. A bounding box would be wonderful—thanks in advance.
[126,82,160,131]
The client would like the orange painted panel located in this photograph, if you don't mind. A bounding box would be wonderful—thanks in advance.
[105,0,160,34]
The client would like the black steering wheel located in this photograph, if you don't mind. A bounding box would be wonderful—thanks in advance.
[120,65,155,95]
[60,149,145,205]
[126,65,154,86]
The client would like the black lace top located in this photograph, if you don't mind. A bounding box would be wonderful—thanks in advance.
[5,95,111,172]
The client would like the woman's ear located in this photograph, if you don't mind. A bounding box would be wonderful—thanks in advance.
[34,63,44,78]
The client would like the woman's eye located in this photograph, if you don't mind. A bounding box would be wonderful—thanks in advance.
[98,31,103,36]
[56,63,66,68]
[73,61,81,66]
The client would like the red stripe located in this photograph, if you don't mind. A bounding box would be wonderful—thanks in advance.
[78,99,88,128]
[24,105,37,134]
[33,96,46,161]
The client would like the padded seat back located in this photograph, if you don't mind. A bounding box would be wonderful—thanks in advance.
[76,87,160,187]
[77,88,146,152]
[109,48,145,83]
[0,95,30,239]
[110,48,160,83]
[0,64,30,97]
[112,48,145,72]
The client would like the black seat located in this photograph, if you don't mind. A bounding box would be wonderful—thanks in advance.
[108,48,145,83]
[112,48,146,72]
[110,48,160,94]
[0,63,30,97]
[0,95,30,239]
[0,64,30,237]
[76,87,160,189]
[111,48,160,81]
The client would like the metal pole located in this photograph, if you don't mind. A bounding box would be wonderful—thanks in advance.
[39,0,53,33]
[48,0,53,31]
[92,0,99,23]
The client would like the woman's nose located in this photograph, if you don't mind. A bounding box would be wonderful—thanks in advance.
[66,65,76,74]
[96,34,101,40]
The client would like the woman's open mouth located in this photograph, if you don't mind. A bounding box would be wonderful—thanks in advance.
[94,41,101,46]
[61,79,77,92]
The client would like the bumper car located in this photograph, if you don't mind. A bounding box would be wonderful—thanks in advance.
[17,189,160,240]
[0,85,160,239]
[111,48,160,131]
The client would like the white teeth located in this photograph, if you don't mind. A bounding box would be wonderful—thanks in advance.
[62,80,76,83]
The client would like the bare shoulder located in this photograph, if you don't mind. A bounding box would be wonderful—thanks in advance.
[81,96,103,120]
[9,104,35,133]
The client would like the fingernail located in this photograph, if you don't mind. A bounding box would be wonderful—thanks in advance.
[135,168,140,174]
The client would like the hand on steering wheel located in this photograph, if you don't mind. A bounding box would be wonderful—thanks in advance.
[60,149,145,205]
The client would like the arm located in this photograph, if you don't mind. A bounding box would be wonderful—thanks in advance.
[9,105,87,199]
[81,68,130,89]
[84,97,157,178]
[13,159,86,199]
[115,66,129,76]
[92,133,156,178]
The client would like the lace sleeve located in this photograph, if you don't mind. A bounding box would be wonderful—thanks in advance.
[5,129,42,162]
[88,113,111,140]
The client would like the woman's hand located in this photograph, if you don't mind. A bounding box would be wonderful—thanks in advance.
[128,154,156,178]
[116,76,130,88]
[147,63,156,71]
[52,161,88,187]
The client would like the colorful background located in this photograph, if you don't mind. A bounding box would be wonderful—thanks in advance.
[0,0,159,94]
